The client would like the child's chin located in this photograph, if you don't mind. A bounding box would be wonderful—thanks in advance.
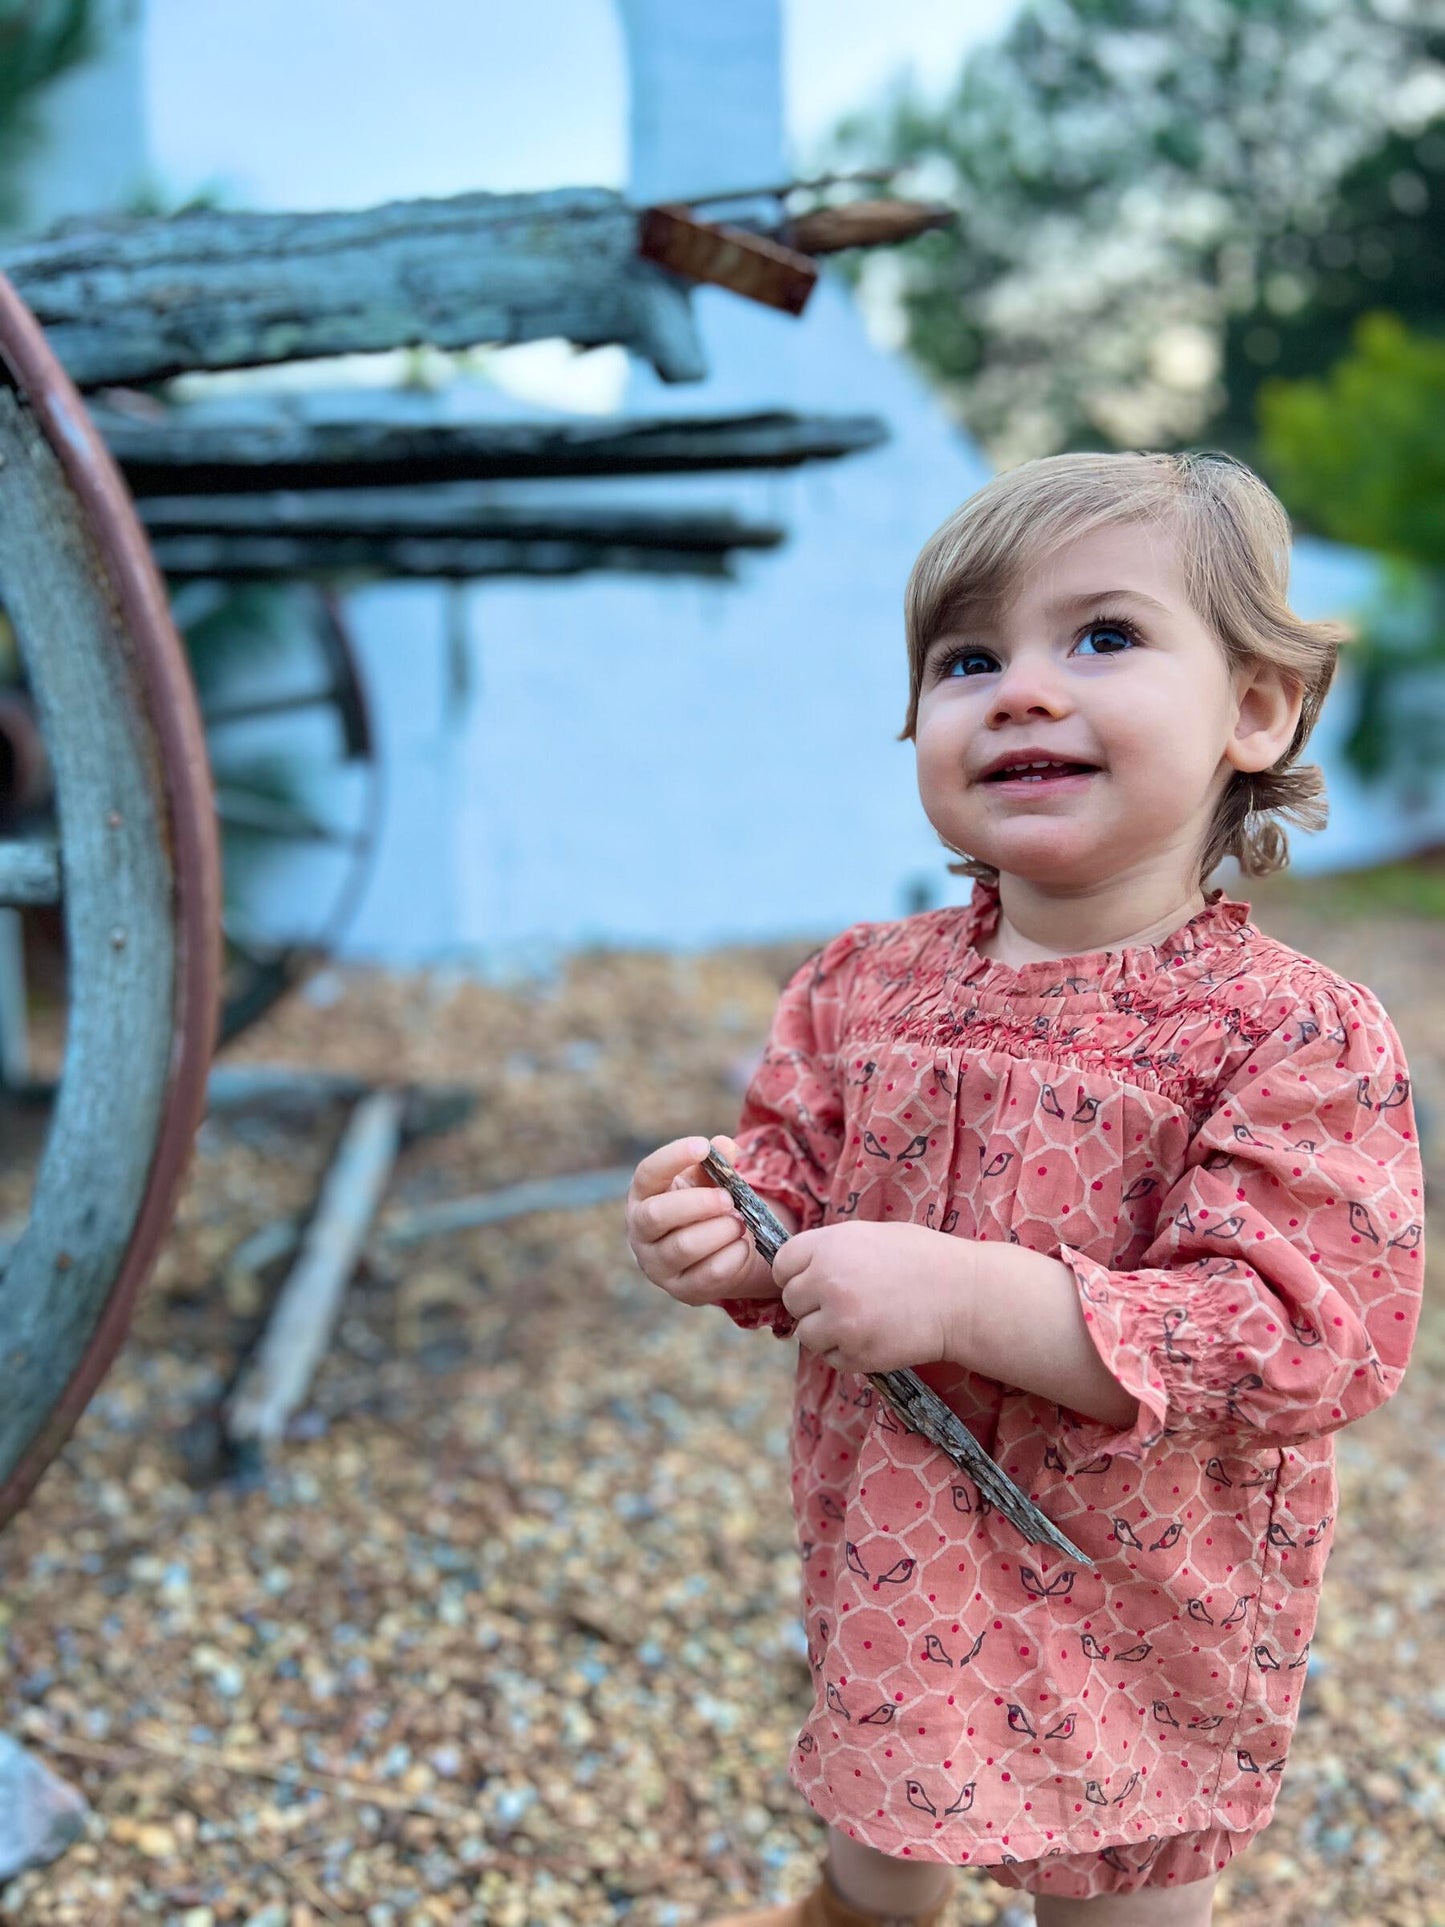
[983,829,1113,881]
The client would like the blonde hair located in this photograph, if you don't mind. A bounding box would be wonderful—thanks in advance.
[901,450,1347,885]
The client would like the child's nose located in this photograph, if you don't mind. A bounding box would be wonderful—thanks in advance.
[986,657,1071,725]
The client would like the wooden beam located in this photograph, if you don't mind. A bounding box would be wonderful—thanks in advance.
[0,187,705,386]
[137,491,786,580]
[92,407,889,495]
[137,488,781,540]
[146,533,772,581]
[137,489,784,544]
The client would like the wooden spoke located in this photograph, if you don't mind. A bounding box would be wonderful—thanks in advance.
[200,686,341,729]
[213,785,369,848]
[0,838,60,906]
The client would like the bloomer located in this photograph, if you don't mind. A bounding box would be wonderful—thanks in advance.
[983,1824,1252,1901]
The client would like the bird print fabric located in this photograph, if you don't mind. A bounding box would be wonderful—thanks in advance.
[720,880,1424,1892]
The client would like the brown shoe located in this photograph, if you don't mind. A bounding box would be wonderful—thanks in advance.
[703,1869,951,1927]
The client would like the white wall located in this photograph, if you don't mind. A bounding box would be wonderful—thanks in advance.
[6,0,148,235]
[13,0,1439,973]
[335,0,994,967]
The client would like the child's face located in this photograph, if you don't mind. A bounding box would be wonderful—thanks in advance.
[913,521,1262,892]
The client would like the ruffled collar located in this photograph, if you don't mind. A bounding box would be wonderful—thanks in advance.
[952,877,1254,999]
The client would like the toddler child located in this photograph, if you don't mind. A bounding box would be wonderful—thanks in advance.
[626,451,1426,1926]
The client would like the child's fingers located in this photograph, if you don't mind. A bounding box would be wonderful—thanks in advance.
[629,1136,711,1202]
[771,1230,814,1287]
[779,1270,820,1320]
[669,1233,758,1306]
[630,1182,736,1247]
[652,1209,746,1278]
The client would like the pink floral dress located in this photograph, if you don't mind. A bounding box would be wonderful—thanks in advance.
[723,881,1425,1901]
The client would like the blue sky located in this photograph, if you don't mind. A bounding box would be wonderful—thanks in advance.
[144,0,1020,210]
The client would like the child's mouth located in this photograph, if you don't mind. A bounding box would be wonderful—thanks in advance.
[984,761,1099,790]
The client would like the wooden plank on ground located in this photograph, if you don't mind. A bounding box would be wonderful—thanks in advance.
[224,1089,405,1449]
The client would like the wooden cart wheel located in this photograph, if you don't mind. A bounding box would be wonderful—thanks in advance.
[0,272,221,1528]
[0,580,385,1052]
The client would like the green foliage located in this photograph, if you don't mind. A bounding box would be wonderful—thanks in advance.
[1259,315,1445,789]
[827,0,1444,463]
[0,0,100,228]
[1258,314,1445,565]
[1215,117,1445,455]
[1261,855,1445,920]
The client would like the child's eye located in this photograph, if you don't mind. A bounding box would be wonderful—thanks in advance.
[1073,618,1141,656]
[933,646,995,679]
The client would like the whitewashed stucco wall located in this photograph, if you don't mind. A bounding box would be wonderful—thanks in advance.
[10,0,1441,974]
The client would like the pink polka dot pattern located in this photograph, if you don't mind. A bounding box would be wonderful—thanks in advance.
[719,881,1425,1892]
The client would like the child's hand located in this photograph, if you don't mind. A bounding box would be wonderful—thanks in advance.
[627,1135,784,1307]
[773,1222,975,1374]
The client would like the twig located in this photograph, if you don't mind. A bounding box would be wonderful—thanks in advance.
[34,1729,466,1820]
[32,1731,623,1875]
[702,1147,1094,1567]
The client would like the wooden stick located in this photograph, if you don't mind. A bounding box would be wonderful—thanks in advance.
[224,1089,405,1447]
[379,1166,635,1246]
[36,1729,467,1821]
[203,1068,476,1144]
[702,1147,1093,1567]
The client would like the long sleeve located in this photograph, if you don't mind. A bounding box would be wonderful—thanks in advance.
[717,924,860,1335]
[1056,980,1426,1461]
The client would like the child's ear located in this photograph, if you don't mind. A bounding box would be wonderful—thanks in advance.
[1225,661,1304,775]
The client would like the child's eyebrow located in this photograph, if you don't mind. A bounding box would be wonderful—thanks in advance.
[1044,587,1173,617]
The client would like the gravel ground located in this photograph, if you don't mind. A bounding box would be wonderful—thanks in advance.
[0,882,1441,1926]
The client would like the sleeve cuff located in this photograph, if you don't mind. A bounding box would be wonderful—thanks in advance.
[1055,1245,1171,1462]
[713,1293,798,1337]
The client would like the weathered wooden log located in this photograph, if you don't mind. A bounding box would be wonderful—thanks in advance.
[202,1064,405,1113]
[202,1067,476,1144]
[224,1088,406,1449]
[90,405,888,495]
[0,187,705,387]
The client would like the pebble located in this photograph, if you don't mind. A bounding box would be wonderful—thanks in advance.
[0,904,1439,1924]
